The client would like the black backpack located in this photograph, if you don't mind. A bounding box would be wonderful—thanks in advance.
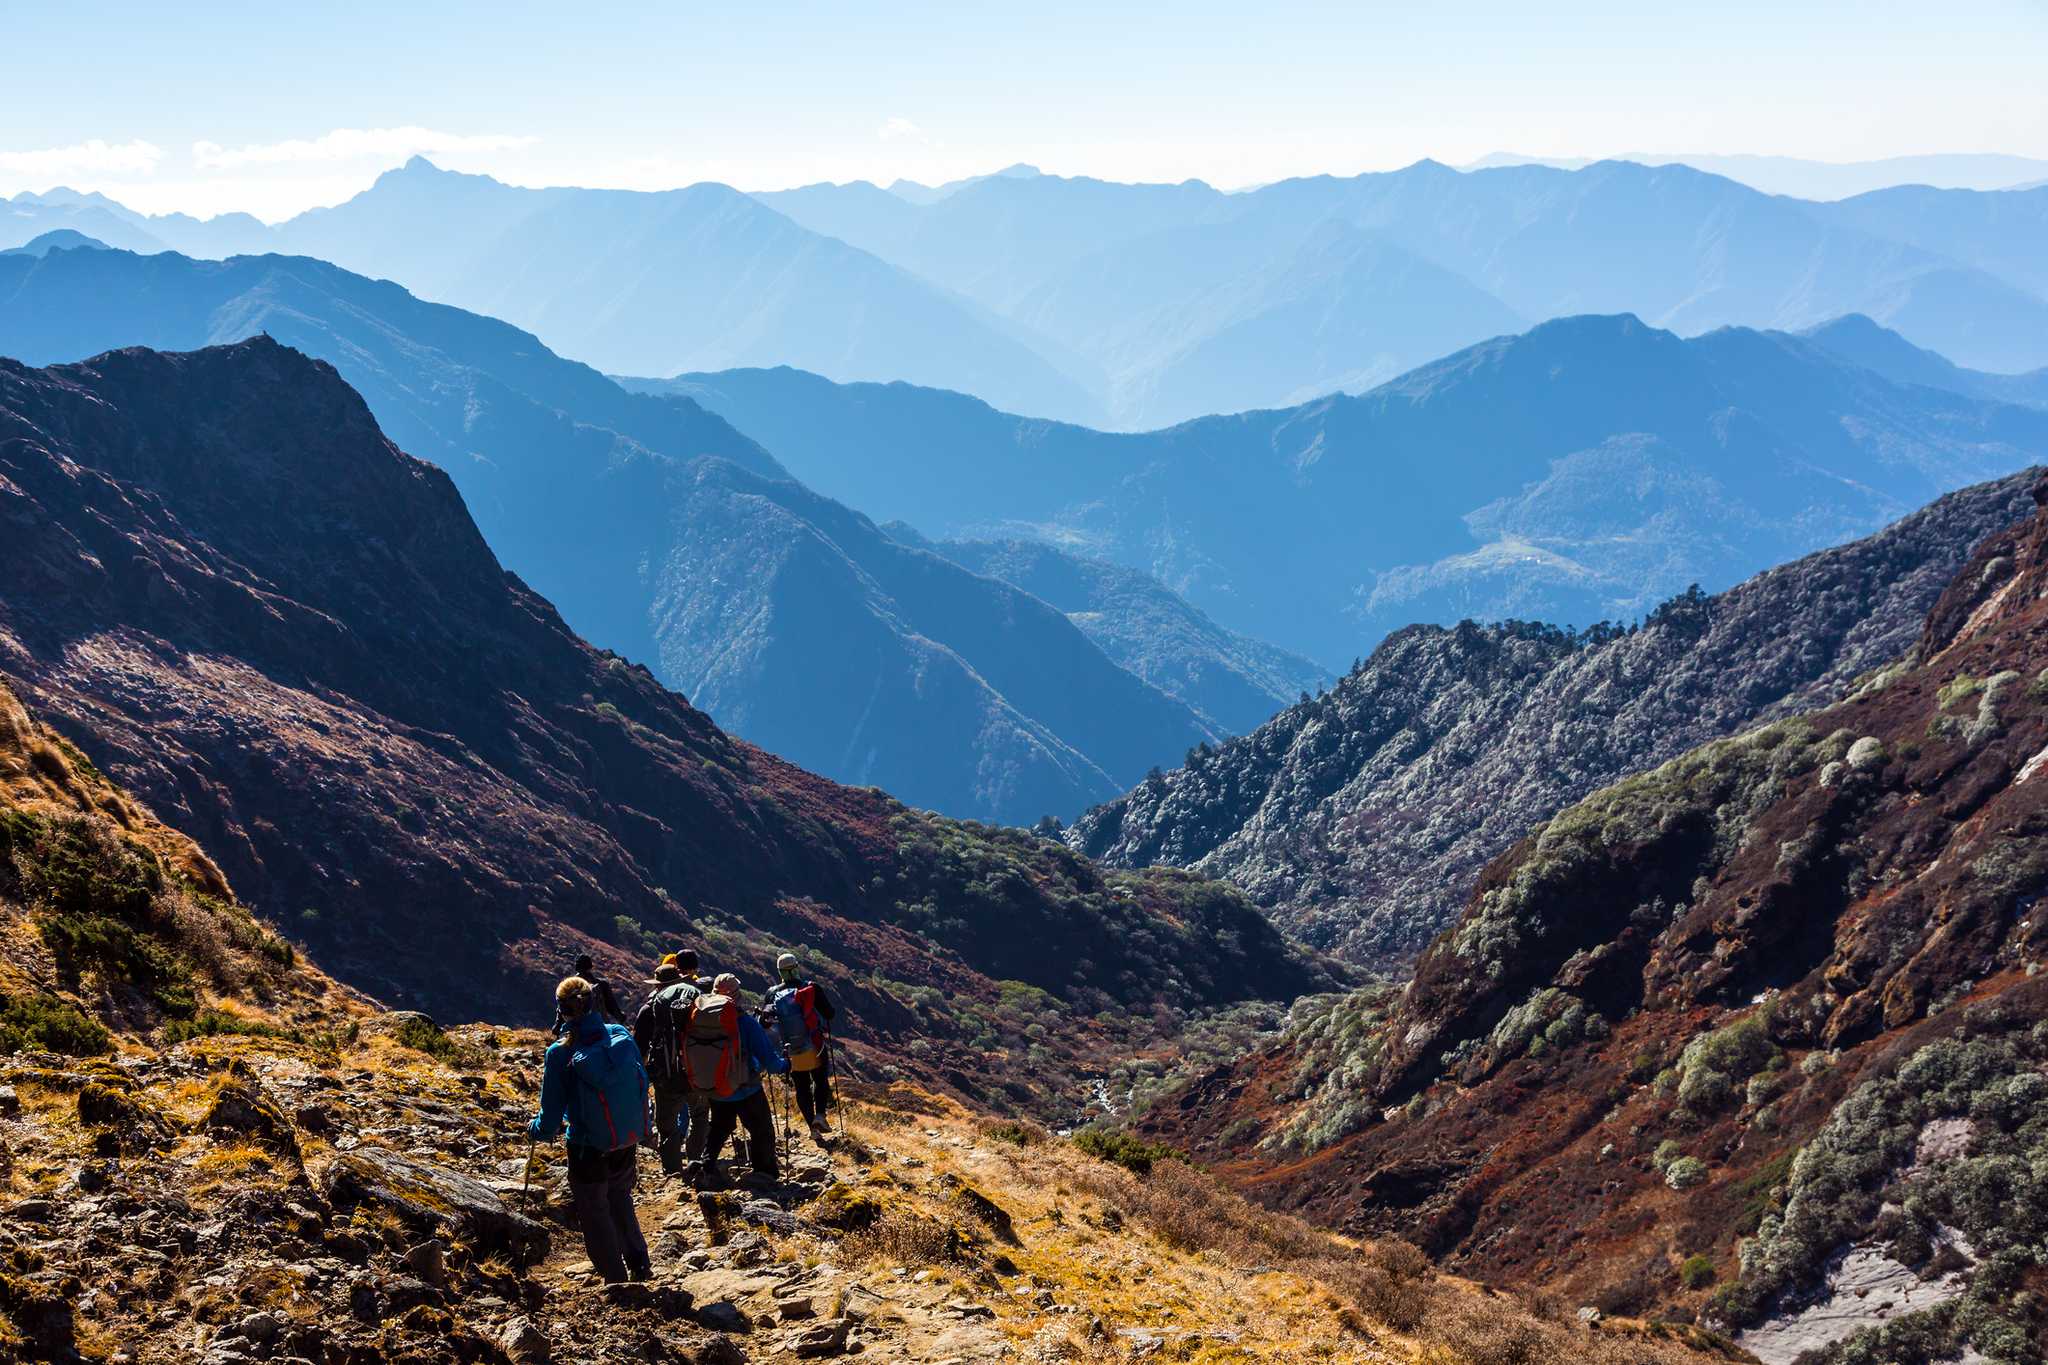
[643,981,701,1083]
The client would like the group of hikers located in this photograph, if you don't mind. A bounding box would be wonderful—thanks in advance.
[527,947,839,1283]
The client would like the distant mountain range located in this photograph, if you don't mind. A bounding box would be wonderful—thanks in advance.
[1067,470,2041,968]
[7,158,2047,429]
[1462,151,2048,199]
[0,243,1285,823]
[642,314,2048,669]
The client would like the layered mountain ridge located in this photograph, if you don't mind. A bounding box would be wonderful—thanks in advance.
[0,243,1233,824]
[656,316,2048,668]
[0,338,1328,1110]
[10,157,2048,429]
[1068,471,2043,968]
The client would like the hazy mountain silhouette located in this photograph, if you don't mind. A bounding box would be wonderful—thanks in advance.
[1800,313,2048,408]
[12,159,2048,427]
[0,244,1214,823]
[647,315,2048,667]
[1463,151,2048,198]
[0,228,109,257]
[263,158,1106,423]
[759,159,2048,421]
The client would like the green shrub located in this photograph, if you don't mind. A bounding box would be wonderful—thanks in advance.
[1665,1156,1709,1189]
[393,1015,468,1066]
[1679,1254,1716,1290]
[161,1009,296,1046]
[1072,1129,1183,1175]
[0,992,111,1056]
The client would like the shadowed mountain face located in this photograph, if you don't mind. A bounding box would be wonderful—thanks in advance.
[1140,476,2048,1362]
[646,316,2048,670]
[10,160,2045,430]
[1067,472,2041,969]
[899,531,1328,737]
[644,458,1216,822]
[0,339,1328,1103]
[0,245,1223,824]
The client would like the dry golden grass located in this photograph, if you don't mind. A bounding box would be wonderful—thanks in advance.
[829,1095,1748,1365]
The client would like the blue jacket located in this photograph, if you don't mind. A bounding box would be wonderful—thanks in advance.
[719,1012,791,1104]
[530,1013,648,1151]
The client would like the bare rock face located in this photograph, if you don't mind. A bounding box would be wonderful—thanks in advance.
[1072,470,2042,969]
[324,1148,551,1266]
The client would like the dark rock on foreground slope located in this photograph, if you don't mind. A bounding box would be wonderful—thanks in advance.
[1071,470,2042,970]
[1145,479,2048,1362]
[0,339,1328,1108]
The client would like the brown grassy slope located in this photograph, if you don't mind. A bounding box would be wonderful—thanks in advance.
[0,679,360,1048]
[1143,480,2048,1347]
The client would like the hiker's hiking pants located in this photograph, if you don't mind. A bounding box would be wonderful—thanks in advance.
[652,1082,690,1173]
[703,1090,778,1179]
[567,1144,651,1283]
[792,1054,833,1127]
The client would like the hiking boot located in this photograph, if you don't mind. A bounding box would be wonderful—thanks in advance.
[808,1119,831,1145]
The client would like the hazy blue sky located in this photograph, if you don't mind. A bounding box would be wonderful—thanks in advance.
[5,0,2045,219]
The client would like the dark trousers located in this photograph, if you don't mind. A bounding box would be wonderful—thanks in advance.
[566,1145,650,1284]
[652,1083,690,1173]
[681,1096,715,1162]
[792,1058,833,1127]
[702,1090,778,1179]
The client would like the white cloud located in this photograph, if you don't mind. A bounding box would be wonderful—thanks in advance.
[878,117,933,145]
[0,139,163,178]
[191,126,537,170]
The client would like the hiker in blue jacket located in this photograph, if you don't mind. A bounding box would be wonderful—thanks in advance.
[696,971,790,1187]
[530,975,653,1283]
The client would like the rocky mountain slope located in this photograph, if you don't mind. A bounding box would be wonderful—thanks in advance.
[1140,476,2048,1363]
[654,317,2048,670]
[0,244,1228,825]
[0,339,1327,1108]
[0,681,1733,1365]
[1068,472,2042,969]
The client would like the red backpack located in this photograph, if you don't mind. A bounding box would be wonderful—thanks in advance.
[681,993,754,1101]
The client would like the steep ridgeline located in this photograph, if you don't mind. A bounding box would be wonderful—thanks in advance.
[647,458,1214,822]
[890,527,1328,736]
[0,340,1329,1111]
[1068,473,2043,970]
[650,317,2048,668]
[0,244,1216,824]
[1146,479,2048,1363]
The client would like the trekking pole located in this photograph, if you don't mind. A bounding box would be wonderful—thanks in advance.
[521,1134,535,1200]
